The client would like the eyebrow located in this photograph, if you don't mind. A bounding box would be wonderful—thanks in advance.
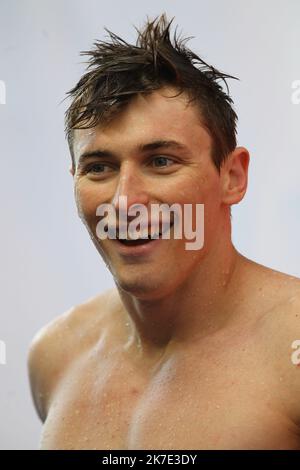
[78,139,189,164]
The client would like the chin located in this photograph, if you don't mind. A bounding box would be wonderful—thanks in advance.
[114,273,165,299]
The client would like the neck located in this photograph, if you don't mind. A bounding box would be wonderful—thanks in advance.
[116,237,245,360]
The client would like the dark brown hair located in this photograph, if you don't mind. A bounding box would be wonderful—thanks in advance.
[65,13,239,172]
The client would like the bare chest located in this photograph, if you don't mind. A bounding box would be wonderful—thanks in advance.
[40,341,299,450]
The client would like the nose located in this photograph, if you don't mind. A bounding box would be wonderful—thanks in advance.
[111,162,150,215]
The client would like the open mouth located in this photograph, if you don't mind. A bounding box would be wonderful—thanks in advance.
[116,221,174,247]
[118,238,156,246]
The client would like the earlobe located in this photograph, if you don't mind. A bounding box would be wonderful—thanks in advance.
[221,147,250,206]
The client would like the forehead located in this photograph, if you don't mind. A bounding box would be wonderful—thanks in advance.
[73,87,212,162]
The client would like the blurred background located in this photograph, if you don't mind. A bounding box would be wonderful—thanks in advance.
[0,0,299,449]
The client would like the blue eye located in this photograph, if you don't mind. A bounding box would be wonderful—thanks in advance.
[152,156,173,167]
[86,163,110,173]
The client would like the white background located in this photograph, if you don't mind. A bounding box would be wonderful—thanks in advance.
[0,0,299,449]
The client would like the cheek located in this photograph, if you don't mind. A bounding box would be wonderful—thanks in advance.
[182,174,222,233]
[74,182,101,221]
[198,169,222,202]
[177,171,220,205]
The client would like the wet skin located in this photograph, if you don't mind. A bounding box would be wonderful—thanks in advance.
[28,87,300,449]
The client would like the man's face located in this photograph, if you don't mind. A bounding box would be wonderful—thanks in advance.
[72,86,223,299]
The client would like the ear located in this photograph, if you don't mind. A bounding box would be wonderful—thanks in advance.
[69,165,75,177]
[220,146,250,206]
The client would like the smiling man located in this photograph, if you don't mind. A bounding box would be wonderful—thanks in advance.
[28,14,300,450]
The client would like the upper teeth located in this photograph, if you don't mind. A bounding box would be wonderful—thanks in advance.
[117,223,173,240]
[120,232,161,240]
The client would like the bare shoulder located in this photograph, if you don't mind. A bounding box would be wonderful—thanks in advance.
[242,255,300,331]
[243,257,300,423]
[256,261,300,337]
[27,287,119,422]
[237,254,300,310]
[266,271,300,424]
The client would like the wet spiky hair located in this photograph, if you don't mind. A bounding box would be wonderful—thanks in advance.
[65,13,239,171]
